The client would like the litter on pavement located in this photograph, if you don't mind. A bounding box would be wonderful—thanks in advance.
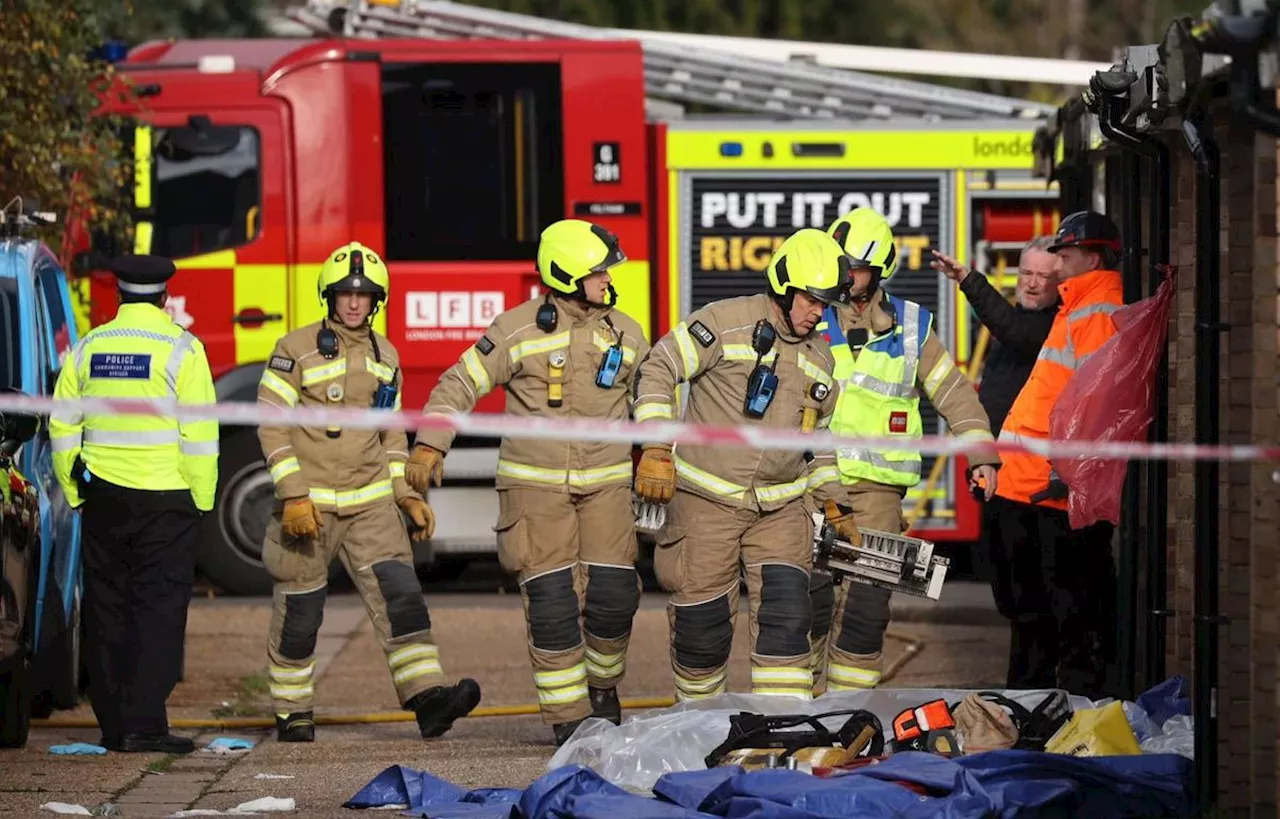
[39,804,92,816]
[171,796,297,815]
[202,737,256,754]
[346,677,1196,819]
[47,743,107,756]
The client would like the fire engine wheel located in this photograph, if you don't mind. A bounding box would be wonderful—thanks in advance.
[199,430,278,596]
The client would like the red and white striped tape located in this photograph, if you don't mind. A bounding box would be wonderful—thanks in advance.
[1,392,1278,464]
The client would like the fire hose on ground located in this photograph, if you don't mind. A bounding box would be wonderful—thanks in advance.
[31,634,926,731]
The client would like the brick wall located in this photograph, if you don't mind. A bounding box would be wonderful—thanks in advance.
[1144,108,1279,813]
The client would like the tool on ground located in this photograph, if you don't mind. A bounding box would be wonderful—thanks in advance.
[810,512,950,600]
[704,709,885,770]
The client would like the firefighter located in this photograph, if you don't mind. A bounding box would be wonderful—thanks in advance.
[256,241,480,743]
[405,219,649,746]
[50,254,219,754]
[807,207,1002,694]
[631,228,862,702]
[988,210,1124,698]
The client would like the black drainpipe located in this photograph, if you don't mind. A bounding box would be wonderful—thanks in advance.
[1180,109,1223,813]
[1095,96,1154,701]
[1144,139,1171,692]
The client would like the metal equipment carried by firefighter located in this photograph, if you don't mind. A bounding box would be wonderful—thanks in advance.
[810,512,950,601]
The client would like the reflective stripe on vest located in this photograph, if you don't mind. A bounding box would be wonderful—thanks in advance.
[823,295,929,487]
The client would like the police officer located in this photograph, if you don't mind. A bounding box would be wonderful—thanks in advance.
[49,255,219,754]
[631,228,862,702]
[256,242,480,743]
[806,208,1001,694]
[405,219,649,746]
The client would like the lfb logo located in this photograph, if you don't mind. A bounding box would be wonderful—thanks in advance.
[405,291,504,329]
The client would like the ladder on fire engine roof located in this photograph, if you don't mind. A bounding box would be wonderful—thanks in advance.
[287,0,1058,122]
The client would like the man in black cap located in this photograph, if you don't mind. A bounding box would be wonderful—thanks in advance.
[50,254,219,753]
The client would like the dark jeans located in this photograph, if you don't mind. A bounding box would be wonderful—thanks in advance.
[980,496,1117,699]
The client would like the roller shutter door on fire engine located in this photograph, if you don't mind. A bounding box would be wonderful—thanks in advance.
[685,173,949,473]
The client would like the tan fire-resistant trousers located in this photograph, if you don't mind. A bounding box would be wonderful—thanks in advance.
[653,490,815,701]
[494,483,642,725]
[263,501,447,715]
[809,486,907,694]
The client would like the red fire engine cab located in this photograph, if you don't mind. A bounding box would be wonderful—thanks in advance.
[72,32,1058,594]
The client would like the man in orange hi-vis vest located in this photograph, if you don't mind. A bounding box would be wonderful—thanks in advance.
[985,210,1124,700]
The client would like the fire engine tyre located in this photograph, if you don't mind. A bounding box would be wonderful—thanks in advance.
[0,657,31,747]
[200,429,342,596]
[0,538,39,748]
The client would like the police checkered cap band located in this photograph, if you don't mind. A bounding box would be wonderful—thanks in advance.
[118,281,168,295]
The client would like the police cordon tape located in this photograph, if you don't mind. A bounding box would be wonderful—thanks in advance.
[1,391,1279,463]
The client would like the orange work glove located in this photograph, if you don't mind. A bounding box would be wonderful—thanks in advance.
[405,445,445,493]
[823,498,863,546]
[398,496,435,542]
[282,497,323,540]
[634,447,676,504]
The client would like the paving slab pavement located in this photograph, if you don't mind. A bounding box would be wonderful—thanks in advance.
[5,587,1010,817]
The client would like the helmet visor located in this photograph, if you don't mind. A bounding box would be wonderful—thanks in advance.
[588,224,627,273]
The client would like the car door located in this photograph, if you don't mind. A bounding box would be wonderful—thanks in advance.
[32,252,81,627]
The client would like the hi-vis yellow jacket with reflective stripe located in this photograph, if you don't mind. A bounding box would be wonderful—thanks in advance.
[49,303,219,510]
[996,268,1123,509]
[632,294,845,512]
[257,321,420,514]
[818,293,999,490]
[416,295,649,494]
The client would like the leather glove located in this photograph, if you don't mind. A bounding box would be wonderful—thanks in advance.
[405,445,445,493]
[823,498,863,546]
[398,496,435,542]
[282,497,323,540]
[634,447,676,504]
[1030,468,1069,504]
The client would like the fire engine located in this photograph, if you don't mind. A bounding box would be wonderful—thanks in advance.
[68,0,1063,594]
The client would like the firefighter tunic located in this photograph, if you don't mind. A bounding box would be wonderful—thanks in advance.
[632,293,844,702]
[256,320,450,715]
[808,292,1000,694]
[415,294,650,725]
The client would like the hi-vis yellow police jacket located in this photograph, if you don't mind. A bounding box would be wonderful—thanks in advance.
[49,303,219,510]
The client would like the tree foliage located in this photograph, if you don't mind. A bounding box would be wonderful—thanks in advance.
[0,1,136,255]
[103,0,272,42]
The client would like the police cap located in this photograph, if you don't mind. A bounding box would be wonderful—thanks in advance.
[111,254,177,296]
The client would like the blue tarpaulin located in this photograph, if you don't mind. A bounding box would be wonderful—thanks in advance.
[346,750,1193,819]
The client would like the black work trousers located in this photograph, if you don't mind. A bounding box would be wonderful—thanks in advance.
[81,477,200,740]
[979,495,1117,700]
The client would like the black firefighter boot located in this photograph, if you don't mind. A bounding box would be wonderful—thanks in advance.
[276,711,316,743]
[552,718,585,747]
[408,678,483,739]
[590,686,622,726]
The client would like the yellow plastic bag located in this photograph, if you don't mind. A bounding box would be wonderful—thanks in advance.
[1045,700,1142,757]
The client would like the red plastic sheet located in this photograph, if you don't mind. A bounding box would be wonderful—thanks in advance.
[1049,268,1176,529]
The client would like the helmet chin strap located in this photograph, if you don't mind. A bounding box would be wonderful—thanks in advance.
[773,291,799,336]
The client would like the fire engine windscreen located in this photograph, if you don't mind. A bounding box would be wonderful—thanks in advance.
[1048,270,1176,530]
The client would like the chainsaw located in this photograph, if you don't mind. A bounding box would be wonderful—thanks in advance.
[810,512,950,601]
[633,497,667,533]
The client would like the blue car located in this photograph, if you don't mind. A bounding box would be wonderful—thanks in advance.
[0,224,85,748]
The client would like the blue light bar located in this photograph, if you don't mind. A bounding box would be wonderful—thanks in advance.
[719,141,744,158]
